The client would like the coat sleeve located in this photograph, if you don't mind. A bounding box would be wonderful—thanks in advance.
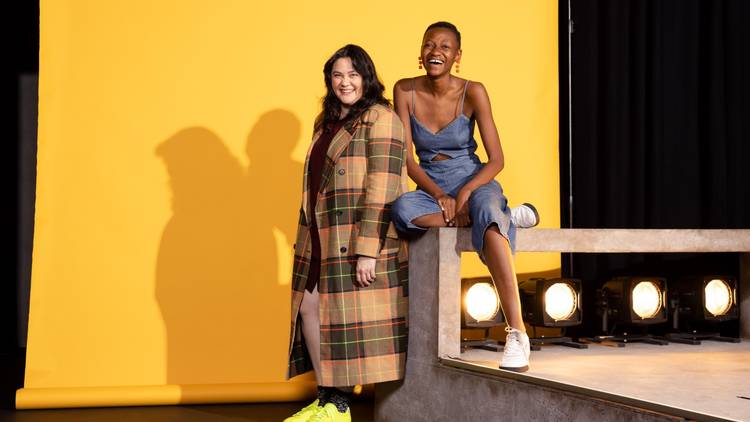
[354,108,405,258]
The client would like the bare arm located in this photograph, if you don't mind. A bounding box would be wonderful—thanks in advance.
[451,82,504,226]
[461,81,505,192]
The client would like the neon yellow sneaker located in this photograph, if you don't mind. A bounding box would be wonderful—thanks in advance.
[309,402,351,422]
[283,399,321,422]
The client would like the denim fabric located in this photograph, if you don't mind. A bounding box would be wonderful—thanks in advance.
[409,79,478,162]
[409,113,478,162]
[392,155,516,257]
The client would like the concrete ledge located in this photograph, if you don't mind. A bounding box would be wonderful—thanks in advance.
[463,228,750,253]
[375,227,750,421]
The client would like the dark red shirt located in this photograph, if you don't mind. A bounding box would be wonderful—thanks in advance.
[306,119,345,293]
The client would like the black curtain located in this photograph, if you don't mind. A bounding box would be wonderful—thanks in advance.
[561,0,750,337]
[3,0,39,409]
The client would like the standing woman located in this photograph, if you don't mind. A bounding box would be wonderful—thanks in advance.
[285,44,409,422]
[392,22,534,372]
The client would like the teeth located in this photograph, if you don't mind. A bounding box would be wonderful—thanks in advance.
[428,59,444,64]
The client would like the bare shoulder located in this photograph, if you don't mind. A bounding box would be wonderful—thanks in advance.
[466,80,489,97]
[465,80,492,111]
[394,77,419,94]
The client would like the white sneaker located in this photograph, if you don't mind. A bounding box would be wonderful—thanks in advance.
[499,326,530,372]
[511,203,540,228]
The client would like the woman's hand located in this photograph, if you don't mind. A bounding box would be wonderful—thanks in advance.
[436,194,456,226]
[355,256,377,287]
[452,188,472,227]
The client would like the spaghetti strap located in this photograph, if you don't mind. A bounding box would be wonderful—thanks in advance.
[411,78,417,114]
[460,80,470,115]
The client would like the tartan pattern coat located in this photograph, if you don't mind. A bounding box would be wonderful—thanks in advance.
[287,104,409,386]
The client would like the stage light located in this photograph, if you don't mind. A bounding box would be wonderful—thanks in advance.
[461,277,504,328]
[465,282,500,322]
[704,278,733,317]
[632,281,663,319]
[518,278,585,349]
[519,278,582,327]
[460,277,504,352]
[600,277,668,325]
[545,282,578,321]
[667,276,739,344]
[671,276,738,322]
[589,277,669,346]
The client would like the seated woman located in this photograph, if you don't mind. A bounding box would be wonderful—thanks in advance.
[392,21,536,372]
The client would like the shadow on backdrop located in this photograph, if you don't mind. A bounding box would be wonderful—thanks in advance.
[155,109,303,385]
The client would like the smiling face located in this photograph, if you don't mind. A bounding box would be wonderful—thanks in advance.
[421,27,462,77]
[331,57,363,116]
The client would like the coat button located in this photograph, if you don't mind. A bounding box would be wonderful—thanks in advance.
[340,246,347,253]
[338,169,345,175]
[337,210,343,216]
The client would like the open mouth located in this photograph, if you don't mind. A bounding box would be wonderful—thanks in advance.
[427,58,445,65]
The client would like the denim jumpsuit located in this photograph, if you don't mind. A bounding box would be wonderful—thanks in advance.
[391,79,516,259]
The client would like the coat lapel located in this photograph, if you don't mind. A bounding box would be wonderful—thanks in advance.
[301,119,356,225]
[326,119,357,165]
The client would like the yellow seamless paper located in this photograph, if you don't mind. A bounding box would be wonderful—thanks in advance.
[23,0,558,407]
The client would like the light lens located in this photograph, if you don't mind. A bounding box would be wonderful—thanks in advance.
[705,279,733,316]
[544,282,577,321]
[465,282,500,322]
[632,281,662,319]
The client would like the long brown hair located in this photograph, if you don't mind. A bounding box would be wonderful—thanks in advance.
[314,44,391,133]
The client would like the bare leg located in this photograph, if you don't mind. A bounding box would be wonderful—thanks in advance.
[483,225,526,333]
[299,285,322,383]
[411,212,448,228]
[414,214,523,331]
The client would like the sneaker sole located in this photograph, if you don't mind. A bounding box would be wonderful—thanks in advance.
[499,365,529,372]
[521,202,540,227]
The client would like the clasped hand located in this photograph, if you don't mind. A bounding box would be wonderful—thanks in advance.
[437,189,472,227]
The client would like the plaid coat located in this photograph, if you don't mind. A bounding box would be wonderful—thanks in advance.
[287,104,409,387]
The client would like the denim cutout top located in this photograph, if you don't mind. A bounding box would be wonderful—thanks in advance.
[410,79,478,163]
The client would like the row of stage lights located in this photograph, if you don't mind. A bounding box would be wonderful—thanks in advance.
[461,275,739,347]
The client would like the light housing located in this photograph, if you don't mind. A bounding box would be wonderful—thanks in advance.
[461,277,504,328]
[519,278,582,327]
[672,276,738,322]
[599,277,668,325]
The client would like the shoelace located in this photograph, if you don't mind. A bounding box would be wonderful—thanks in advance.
[504,327,524,356]
[505,326,519,340]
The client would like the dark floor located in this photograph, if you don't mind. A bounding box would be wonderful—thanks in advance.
[0,351,24,411]
[0,349,374,421]
[0,401,375,422]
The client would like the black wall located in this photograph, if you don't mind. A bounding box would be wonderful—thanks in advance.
[3,1,39,409]
[561,0,750,337]
[6,2,38,355]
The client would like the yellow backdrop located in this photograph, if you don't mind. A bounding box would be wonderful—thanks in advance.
[20,0,559,409]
